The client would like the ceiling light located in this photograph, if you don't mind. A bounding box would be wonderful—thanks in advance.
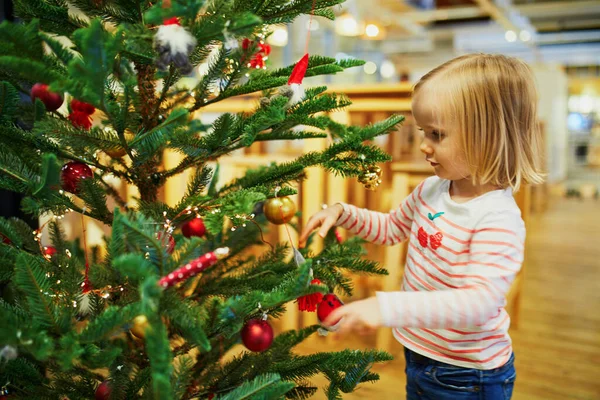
[335,13,361,37]
[365,24,380,38]
[381,60,396,79]
[364,61,377,75]
[505,30,517,42]
[267,27,288,47]
[519,30,532,42]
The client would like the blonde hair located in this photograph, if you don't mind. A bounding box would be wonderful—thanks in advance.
[414,53,545,191]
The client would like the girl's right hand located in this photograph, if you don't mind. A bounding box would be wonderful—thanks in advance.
[298,203,344,248]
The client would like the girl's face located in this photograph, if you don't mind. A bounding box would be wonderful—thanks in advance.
[412,84,471,182]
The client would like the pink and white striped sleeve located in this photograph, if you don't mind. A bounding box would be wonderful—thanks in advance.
[334,183,421,246]
[376,211,525,328]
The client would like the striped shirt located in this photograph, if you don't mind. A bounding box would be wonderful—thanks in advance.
[335,176,525,370]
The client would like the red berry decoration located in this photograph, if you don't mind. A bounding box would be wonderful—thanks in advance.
[249,53,265,69]
[157,231,175,254]
[258,42,271,56]
[241,318,274,352]
[181,217,206,238]
[30,83,63,111]
[95,381,111,400]
[317,293,344,329]
[417,227,428,248]
[43,246,57,259]
[429,232,443,250]
[60,162,93,194]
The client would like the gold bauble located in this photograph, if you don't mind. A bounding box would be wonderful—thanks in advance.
[358,165,382,191]
[263,197,296,225]
[130,315,149,339]
[104,129,135,159]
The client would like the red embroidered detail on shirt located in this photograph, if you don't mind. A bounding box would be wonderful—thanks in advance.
[418,227,428,247]
[430,232,443,250]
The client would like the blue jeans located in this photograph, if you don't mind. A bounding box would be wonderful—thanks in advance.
[404,348,516,400]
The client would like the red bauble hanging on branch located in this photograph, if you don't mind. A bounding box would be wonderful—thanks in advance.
[1,234,11,245]
[95,380,111,400]
[317,293,344,331]
[181,217,206,238]
[43,246,57,259]
[60,161,93,194]
[241,318,274,352]
[30,83,63,111]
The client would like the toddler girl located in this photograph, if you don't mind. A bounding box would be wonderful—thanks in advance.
[299,53,544,399]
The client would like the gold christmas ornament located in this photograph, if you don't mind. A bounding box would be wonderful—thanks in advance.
[263,196,296,225]
[104,129,135,159]
[358,165,382,191]
[130,315,149,339]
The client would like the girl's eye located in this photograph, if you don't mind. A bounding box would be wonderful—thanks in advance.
[428,130,444,140]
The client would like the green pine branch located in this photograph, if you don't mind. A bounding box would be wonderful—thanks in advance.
[14,0,87,36]
[13,253,58,331]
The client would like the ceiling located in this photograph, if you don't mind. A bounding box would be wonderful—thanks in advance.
[340,0,600,70]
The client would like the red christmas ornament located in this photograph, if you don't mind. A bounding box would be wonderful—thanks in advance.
[95,381,111,400]
[156,231,176,255]
[1,234,11,245]
[68,99,95,130]
[317,293,344,329]
[297,278,324,312]
[158,247,229,289]
[241,318,274,352]
[30,83,63,111]
[71,99,96,115]
[281,53,310,107]
[287,53,309,86]
[60,161,93,194]
[68,111,93,130]
[43,246,57,258]
[181,217,206,238]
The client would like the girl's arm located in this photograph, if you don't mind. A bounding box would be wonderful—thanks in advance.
[375,211,525,329]
[324,210,525,332]
[335,182,423,246]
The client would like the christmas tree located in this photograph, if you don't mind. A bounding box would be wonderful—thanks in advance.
[0,0,403,398]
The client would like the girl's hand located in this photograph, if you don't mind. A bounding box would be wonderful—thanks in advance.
[323,297,383,336]
[298,203,344,248]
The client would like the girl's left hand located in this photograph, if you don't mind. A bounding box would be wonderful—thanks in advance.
[323,297,383,336]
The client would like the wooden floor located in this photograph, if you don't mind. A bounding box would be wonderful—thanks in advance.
[296,198,600,399]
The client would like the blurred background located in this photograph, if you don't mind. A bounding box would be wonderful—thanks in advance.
[2,0,600,398]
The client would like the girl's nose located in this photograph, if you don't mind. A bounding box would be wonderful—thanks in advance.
[420,139,433,156]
